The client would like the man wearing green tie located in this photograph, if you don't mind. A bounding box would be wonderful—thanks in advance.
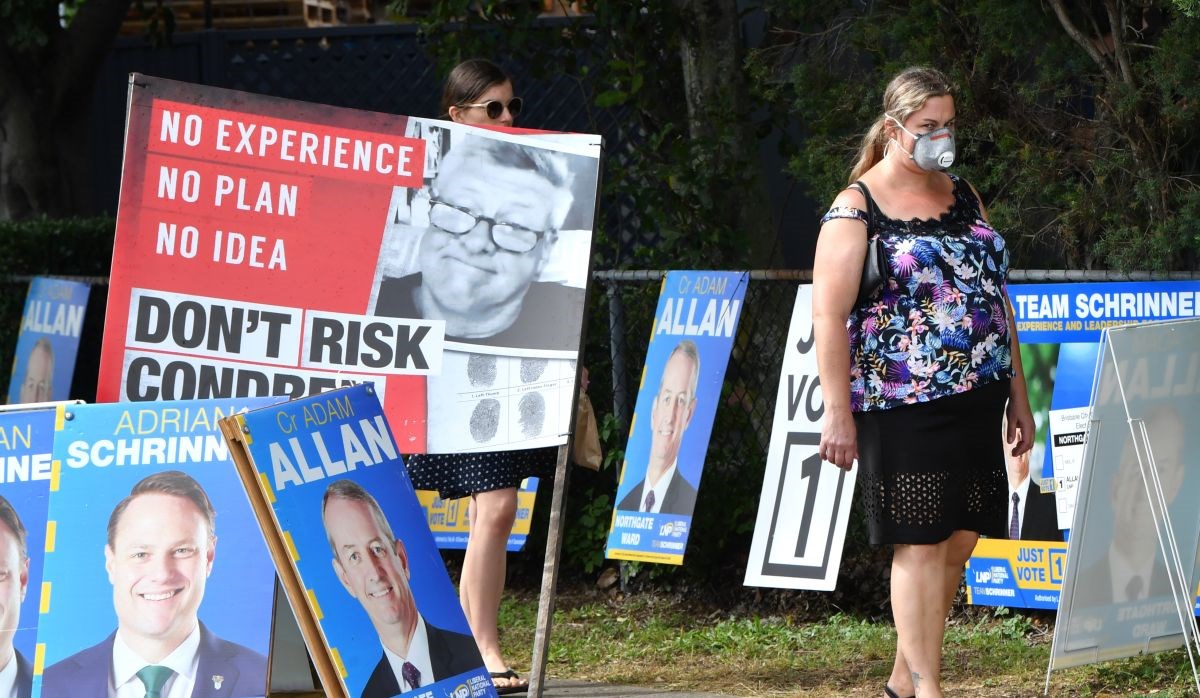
[41,471,267,697]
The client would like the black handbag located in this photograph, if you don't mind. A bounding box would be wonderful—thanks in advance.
[851,181,887,307]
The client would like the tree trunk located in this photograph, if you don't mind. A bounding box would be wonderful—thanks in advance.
[0,0,133,220]
[1,87,92,219]
[673,0,779,267]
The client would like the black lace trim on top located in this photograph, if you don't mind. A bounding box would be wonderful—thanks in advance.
[869,174,981,235]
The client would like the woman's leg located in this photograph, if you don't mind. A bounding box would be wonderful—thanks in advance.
[460,487,523,687]
[885,530,979,697]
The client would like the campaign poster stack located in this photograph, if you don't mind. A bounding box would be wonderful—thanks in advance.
[96,74,601,454]
[0,407,56,698]
[418,477,539,551]
[966,280,1200,611]
[606,271,748,565]
[219,384,497,698]
[7,278,91,404]
[34,398,278,698]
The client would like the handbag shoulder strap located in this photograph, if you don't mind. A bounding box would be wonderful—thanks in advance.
[849,180,878,235]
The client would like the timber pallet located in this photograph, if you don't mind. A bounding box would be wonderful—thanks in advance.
[119,0,338,34]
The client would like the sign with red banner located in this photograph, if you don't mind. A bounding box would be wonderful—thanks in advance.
[98,75,601,453]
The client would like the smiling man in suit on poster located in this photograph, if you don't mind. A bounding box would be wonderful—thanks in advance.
[321,479,482,697]
[41,471,267,698]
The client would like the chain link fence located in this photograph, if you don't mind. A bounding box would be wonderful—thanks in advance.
[6,269,1200,605]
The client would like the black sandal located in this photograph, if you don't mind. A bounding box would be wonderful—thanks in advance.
[490,668,529,695]
[884,685,915,698]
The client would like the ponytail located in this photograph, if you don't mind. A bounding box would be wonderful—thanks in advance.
[848,118,888,184]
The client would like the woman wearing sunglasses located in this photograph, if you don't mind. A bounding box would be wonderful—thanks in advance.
[403,58,551,696]
[444,58,524,127]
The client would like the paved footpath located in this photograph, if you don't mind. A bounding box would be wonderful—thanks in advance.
[274,680,733,697]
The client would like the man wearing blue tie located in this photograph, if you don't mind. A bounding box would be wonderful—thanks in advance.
[1003,428,1063,542]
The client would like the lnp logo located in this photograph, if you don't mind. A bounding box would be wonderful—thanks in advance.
[448,683,470,698]
[658,520,688,538]
[973,565,1010,584]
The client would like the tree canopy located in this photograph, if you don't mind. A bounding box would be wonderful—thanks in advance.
[754,0,1200,271]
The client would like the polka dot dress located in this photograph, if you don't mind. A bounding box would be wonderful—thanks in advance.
[405,447,558,500]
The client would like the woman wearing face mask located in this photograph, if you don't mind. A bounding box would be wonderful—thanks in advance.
[403,58,554,696]
[812,66,1034,698]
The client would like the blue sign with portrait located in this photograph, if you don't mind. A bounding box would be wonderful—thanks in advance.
[7,277,91,405]
[606,271,748,565]
[0,407,55,698]
[233,384,496,698]
[964,280,1200,611]
[34,398,279,698]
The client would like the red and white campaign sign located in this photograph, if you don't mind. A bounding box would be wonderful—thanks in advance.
[98,74,602,453]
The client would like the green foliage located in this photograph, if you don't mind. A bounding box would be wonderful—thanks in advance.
[0,0,54,52]
[0,216,115,397]
[1173,0,1200,17]
[404,3,762,269]
[0,216,116,275]
[756,0,1200,271]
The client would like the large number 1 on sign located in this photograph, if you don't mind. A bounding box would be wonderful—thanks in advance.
[794,451,823,558]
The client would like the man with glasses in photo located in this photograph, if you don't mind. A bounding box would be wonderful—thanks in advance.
[373,133,582,352]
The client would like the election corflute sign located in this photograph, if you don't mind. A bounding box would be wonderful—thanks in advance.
[7,277,91,405]
[34,398,280,698]
[0,407,56,698]
[219,384,497,698]
[744,285,857,591]
[418,476,540,552]
[98,74,602,454]
[606,271,747,565]
[966,280,1200,611]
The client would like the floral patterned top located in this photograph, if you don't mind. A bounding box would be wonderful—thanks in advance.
[821,174,1013,412]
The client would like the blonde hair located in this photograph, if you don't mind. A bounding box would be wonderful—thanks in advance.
[848,67,953,183]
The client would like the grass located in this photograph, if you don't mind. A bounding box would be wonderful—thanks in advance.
[495,588,1200,697]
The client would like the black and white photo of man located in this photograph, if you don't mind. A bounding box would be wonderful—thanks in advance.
[371,130,596,355]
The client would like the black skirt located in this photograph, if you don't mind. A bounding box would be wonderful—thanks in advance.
[854,379,1010,545]
[405,447,558,500]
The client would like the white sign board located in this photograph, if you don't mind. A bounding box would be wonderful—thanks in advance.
[744,285,856,591]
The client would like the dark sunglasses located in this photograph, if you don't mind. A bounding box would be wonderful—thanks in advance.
[457,96,523,120]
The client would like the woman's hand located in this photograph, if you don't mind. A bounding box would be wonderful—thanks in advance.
[820,407,859,471]
[1005,393,1035,457]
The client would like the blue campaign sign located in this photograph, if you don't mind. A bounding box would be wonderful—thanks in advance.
[606,271,748,565]
[966,539,1068,611]
[35,398,279,698]
[236,384,495,698]
[7,278,91,404]
[1009,280,1200,344]
[964,279,1200,611]
[0,408,55,698]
